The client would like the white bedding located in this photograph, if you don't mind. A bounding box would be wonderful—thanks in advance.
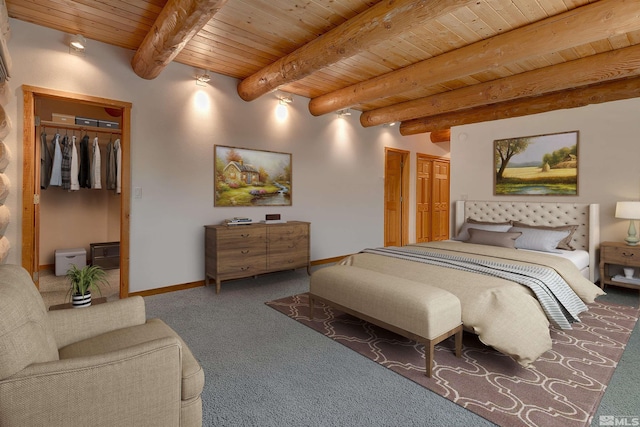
[522,248,590,272]
[446,240,591,274]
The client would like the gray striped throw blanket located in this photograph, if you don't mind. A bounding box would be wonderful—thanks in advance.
[361,246,587,330]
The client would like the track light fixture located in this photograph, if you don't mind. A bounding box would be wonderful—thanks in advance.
[278,95,293,105]
[196,70,211,86]
[69,34,86,55]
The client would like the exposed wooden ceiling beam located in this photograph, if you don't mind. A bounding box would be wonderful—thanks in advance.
[132,0,228,80]
[399,76,640,136]
[309,0,640,117]
[236,0,477,102]
[361,43,640,127]
[429,130,450,143]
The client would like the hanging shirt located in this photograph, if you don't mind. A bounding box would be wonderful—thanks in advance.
[91,136,102,189]
[106,139,116,191]
[70,136,79,191]
[79,135,90,188]
[49,133,62,187]
[40,131,52,189]
[114,138,122,194]
[60,135,71,190]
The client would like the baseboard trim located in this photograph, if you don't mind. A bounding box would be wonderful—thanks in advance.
[127,255,349,298]
[129,280,205,297]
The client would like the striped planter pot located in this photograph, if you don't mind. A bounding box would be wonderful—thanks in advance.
[71,291,92,308]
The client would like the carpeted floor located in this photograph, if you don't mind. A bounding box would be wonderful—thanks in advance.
[266,293,639,427]
[143,267,640,427]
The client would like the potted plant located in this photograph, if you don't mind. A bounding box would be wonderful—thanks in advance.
[66,264,109,308]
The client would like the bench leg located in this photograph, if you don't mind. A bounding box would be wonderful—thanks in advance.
[454,325,463,358]
[424,325,464,377]
[425,340,435,377]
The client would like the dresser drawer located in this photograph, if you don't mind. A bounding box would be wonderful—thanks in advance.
[601,245,640,266]
[217,255,265,275]
[268,252,308,270]
[217,227,266,246]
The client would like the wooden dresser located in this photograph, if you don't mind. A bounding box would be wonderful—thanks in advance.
[205,221,310,293]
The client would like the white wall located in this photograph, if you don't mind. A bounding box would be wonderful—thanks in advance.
[450,99,640,243]
[4,19,449,292]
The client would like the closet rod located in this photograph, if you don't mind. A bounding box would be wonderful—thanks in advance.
[39,120,122,136]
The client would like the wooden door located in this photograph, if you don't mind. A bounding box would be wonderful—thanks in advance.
[416,156,432,243]
[384,148,409,247]
[21,86,132,297]
[415,154,450,242]
[431,160,450,241]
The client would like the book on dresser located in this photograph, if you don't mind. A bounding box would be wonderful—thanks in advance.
[204,221,310,294]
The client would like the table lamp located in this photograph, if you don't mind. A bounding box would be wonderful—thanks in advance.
[615,201,640,246]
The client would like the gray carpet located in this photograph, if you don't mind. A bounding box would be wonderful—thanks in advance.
[143,267,640,427]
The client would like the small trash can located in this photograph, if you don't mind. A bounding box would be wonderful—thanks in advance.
[54,248,87,276]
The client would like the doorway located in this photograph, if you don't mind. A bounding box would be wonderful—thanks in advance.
[384,148,409,247]
[416,154,450,242]
[21,85,132,298]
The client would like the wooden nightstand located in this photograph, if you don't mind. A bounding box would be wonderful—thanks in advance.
[599,241,640,292]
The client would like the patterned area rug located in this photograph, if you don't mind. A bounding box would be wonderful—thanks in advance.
[266,294,639,427]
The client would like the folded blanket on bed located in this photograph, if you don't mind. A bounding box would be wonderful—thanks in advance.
[361,246,586,329]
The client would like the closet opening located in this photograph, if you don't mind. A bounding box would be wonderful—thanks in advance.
[21,86,131,301]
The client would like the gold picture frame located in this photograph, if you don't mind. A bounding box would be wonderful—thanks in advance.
[494,131,578,196]
[214,145,292,207]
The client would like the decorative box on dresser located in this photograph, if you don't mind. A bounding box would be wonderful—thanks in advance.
[599,241,640,292]
[205,221,310,293]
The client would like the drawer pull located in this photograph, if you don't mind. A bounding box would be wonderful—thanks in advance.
[622,252,635,258]
[241,250,250,254]
[240,266,251,271]
[241,233,250,238]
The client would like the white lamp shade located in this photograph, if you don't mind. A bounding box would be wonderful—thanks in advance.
[615,201,640,219]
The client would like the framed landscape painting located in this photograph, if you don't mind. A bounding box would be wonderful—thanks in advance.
[214,145,292,206]
[494,131,578,196]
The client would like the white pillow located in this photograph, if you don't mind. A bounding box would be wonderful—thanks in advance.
[454,222,512,241]
[509,226,571,253]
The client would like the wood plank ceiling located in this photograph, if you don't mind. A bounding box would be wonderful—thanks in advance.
[7,0,640,137]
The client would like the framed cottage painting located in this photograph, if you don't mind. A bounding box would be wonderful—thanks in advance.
[494,131,578,196]
[214,145,292,206]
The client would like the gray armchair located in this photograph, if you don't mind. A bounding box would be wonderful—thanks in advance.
[0,264,204,427]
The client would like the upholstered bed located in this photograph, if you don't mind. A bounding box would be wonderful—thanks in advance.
[453,200,600,282]
[320,201,604,366]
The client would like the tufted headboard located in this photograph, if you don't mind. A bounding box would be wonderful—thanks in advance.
[454,200,600,282]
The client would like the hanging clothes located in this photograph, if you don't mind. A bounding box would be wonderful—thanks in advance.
[60,134,71,190]
[79,134,90,188]
[49,133,62,187]
[91,136,102,189]
[40,130,52,189]
[106,138,116,191]
[70,135,79,191]
[114,138,122,194]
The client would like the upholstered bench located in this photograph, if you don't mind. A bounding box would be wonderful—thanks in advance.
[309,265,463,377]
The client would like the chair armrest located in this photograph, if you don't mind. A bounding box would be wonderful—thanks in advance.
[0,336,183,427]
[47,296,147,348]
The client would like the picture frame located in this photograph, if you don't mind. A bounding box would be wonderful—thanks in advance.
[214,145,292,207]
[494,130,578,196]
